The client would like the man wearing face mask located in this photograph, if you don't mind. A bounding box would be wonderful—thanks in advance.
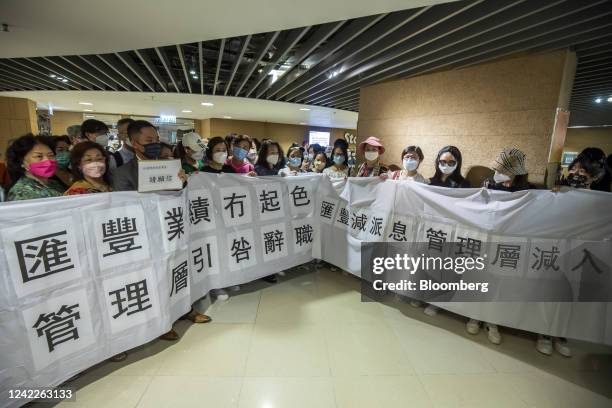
[111,120,184,191]
[108,118,135,170]
[79,119,111,148]
[179,131,208,174]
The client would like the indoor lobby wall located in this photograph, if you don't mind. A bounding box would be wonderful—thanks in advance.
[357,50,576,185]
[0,96,38,160]
[49,110,84,136]
[563,127,612,156]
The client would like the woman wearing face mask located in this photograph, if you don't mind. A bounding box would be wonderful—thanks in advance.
[254,140,285,176]
[64,142,111,195]
[301,143,323,172]
[53,135,73,188]
[356,136,388,177]
[202,137,235,174]
[323,139,352,179]
[388,145,428,183]
[429,145,471,188]
[279,146,306,176]
[7,134,65,201]
[80,119,110,148]
[226,134,255,174]
[311,152,330,173]
[561,148,609,191]
[483,148,531,192]
[178,132,207,174]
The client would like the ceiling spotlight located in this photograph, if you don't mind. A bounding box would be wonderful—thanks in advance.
[85,115,95,118]
[201,102,214,106]
[192,75,198,79]
[181,110,192,113]
[299,108,311,111]
[83,109,93,112]
[223,115,232,119]
[56,76,63,80]
[189,70,196,75]
[49,74,56,78]
[595,98,602,103]
[607,97,612,103]
[300,122,307,125]
[258,69,263,73]
[78,102,93,106]
[62,79,68,82]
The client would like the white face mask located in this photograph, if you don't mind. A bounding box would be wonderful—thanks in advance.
[438,163,457,175]
[364,151,379,162]
[493,171,512,184]
[403,158,419,171]
[191,150,205,161]
[95,134,109,147]
[266,154,279,165]
[213,151,227,164]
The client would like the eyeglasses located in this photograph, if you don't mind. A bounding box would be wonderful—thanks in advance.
[439,160,457,166]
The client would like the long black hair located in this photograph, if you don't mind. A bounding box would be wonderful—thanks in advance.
[430,145,465,185]
[6,134,57,188]
[255,139,286,168]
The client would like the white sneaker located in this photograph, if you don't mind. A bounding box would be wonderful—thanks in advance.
[409,299,422,308]
[466,319,480,335]
[229,285,241,292]
[554,337,572,357]
[485,323,501,345]
[423,305,439,316]
[536,335,553,355]
[215,289,229,301]
[277,271,286,277]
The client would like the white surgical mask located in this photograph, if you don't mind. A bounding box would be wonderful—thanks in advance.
[403,158,419,171]
[364,151,379,161]
[267,154,279,165]
[191,150,205,161]
[95,134,109,147]
[213,151,227,164]
[439,163,457,174]
[493,171,512,184]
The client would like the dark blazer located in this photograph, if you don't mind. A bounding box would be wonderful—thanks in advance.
[111,159,138,191]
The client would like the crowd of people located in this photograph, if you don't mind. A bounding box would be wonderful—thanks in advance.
[1,117,611,360]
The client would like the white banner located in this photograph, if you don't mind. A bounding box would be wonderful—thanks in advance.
[1,174,611,407]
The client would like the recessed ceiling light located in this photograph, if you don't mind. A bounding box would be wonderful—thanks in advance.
[85,115,95,118]
[192,75,198,79]
[201,102,214,106]
[300,122,307,125]
[181,110,192,113]
[56,76,63,80]
[607,97,612,103]
[189,70,196,75]
[258,69,263,73]
[595,98,602,103]
[78,102,93,106]
[49,74,56,78]
[299,108,311,111]
[83,109,93,112]
[223,115,232,119]
[61,79,68,82]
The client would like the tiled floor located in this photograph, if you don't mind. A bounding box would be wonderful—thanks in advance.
[40,267,612,408]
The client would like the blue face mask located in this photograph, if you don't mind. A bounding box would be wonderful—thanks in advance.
[232,147,248,161]
[289,157,302,167]
[333,155,345,165]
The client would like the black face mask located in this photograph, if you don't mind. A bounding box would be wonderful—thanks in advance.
[143,143,162,159]
[566,173,590,189]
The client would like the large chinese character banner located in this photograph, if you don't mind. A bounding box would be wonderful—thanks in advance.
[1,173,612,408]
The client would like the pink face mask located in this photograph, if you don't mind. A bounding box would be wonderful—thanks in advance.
[28,160,57,178]
[80,162,106,178]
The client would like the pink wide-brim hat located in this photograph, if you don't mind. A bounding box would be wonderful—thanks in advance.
[357,136,385,155]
